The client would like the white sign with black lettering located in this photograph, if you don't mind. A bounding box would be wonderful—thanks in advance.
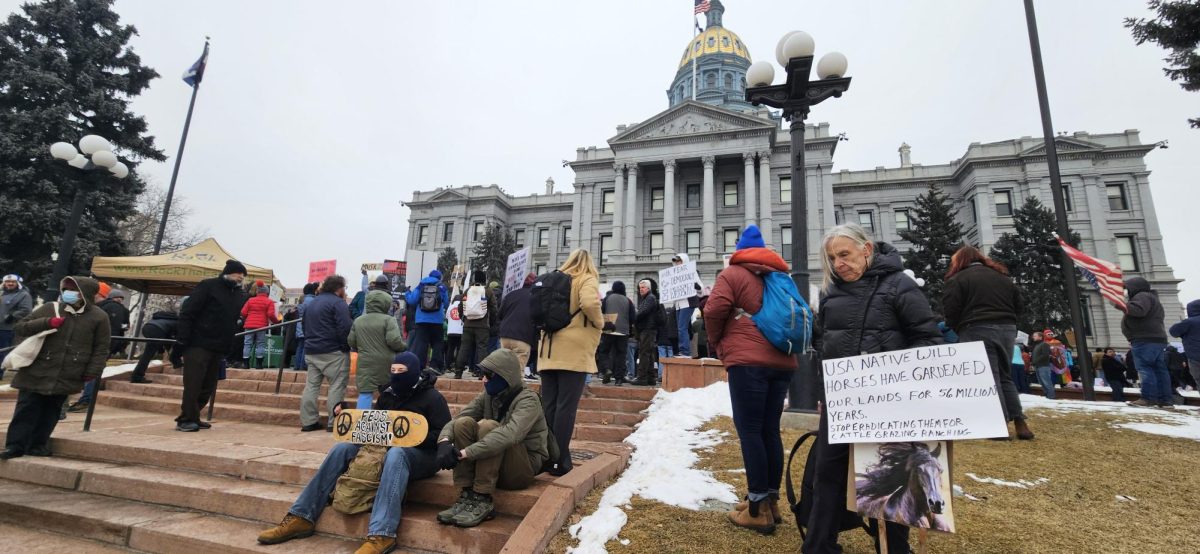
[503,248,531,298]
[658,261,700,304]
[821,341,1007,444]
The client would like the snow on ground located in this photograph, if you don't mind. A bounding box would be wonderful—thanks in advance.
[1020,393,1200,441]
[964,473,1050,489]
[0,360,159,393]
[567,382,736,554]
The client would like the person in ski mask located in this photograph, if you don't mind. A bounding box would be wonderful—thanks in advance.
[258,350,450,553]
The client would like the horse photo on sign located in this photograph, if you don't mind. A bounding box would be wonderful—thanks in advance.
[851,441,955,533]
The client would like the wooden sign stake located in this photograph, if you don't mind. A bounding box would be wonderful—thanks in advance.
[877,519,889,554]
[918,528,929,554]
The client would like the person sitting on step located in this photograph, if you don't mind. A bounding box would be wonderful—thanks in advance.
[257,351,451,554]
[435,348,550,528]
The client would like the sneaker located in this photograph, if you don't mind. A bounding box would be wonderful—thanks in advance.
[175,422,200,432]
[437,489,473,524]
[130,375,150,384]
[256,513,315,545]
[27,445,52,457]
[1126,399,1155,407]
[452,491,495,528]
[300,423,322,432]
[196,421,212,429]
[66,401,90,413]
[354,535,397,554]
[0,448,23,460]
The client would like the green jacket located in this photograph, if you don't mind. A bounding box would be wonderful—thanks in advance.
[12,276,110,396]
[438,349,549,467]
[348,290,407,392]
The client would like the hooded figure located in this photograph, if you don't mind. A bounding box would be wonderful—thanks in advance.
[404,270,450,373]
[348,290,408,403]
[1121,277,1168,344]
[1169,299,1200,389]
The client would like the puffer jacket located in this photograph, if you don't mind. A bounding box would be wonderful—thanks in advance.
[536,271,603,373]
[1169,299,1200,359]
[635,292,660,332]
[405,276,449,326]
[499,284,537,346]
[176,275,244,353]
[348,290,408,392]
[438,349,549,468]
[602,282,635,336]
[97,298,130,337]
[816,242,942,361]
[1121,277,1167,343]
[942,263,1021,331]
[0,286,33,331]
[705,246,798,369]
[375,370,451,451]
[240,292,279,330]
[11,277,110,395]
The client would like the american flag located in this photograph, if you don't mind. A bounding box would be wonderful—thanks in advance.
[1056,235,1126,310]
[694,0,711,15]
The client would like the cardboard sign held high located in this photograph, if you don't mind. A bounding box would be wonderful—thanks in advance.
[332,410,429,447]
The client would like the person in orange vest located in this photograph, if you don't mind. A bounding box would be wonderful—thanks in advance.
[240,281,279,369]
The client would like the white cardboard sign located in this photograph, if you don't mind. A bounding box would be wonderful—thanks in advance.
[658,262,700,304]
[821,341,1008,444]
[502,248,531,298]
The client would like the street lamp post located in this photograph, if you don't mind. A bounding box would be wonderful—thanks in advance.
[745,32,851,412]
[47,135,127,301]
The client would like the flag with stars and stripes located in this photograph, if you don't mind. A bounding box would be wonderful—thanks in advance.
[694,0,710,15]
[1056,235,1126,310]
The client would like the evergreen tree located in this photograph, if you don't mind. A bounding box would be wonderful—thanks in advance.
[436,246,458,287]
[0,0,165,290]
[471,224,517,285]
[897,184,965,315]
[1126,0,1200,128]
[990,196,1081,333]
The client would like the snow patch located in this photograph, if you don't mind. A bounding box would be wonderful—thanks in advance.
[964,473,1049,489]
[1020,394,1200,442]
[101,360,160,379]
[1115,495,1137,502]
[567,382,736,554]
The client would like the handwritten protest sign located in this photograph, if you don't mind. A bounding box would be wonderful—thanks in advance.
[658,261,700,304]
[332,409,429,447]
[821,341,1007,444]
[503,248,531,298]
[308,260,337,283]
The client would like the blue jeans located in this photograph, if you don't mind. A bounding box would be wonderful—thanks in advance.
[0,328,13,372]
[243,331,267,361]
[1012,364,1030,394]
[357,392,374,409]
[294,338,307,370]
[626,343,637,381]
[78,380,97,404]
[1131,342,1173,404]
[676,307,695,357]
[1035,365,1056,399]
[656,345,673,380]
[288,442,438,537]
[408,323,444,372]
[727,366,792,501]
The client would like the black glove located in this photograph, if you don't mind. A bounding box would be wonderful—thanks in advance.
[436,441,459,470]
[602,322,616,332]
[3,314,13,324]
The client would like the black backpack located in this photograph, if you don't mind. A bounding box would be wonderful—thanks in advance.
[786,431,871,540]
[530,271,579,357]
[419,283,442,312]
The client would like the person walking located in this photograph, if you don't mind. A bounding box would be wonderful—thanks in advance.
[1116,277,1173,408]
[405,270,449,373]
[1010,343,1030,394]
[633,279,661,387]
[174,261,247,432]
[535,249,603,475]
[1030,330,1056,399]
[348,290,408,409]
[1,277,109,459]
[240,281,280,368]
[669,253,704,357]
[294,282,318,371]
[129,307,179,384]
[1101,347,1129,402]
[597,281,635,385]
[498,273,538,370]
[299,275,353,432]
[0,273,34,375]
[802,224,941,554]
[455,271,497,379]
[444,297,463,373]
[703,225,801,534]
[1169,299,1200,392]
[96,288,130,357]
[942,245,1034,440]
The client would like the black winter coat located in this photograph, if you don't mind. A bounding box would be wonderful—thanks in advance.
[636,292,660,331]
[816,242,942,360]
[373,370,452,451]
[143,311,179,338]
[1121,277,1168,343]
[98,299,130,337]
[177,276,244,353]
[499,285,538,346]
[1101,355,1128,386]
[942,263,1021,331]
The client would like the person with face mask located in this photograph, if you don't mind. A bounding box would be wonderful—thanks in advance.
[173,260,248,432]
[2,277,109,459]
[258,351,451,554]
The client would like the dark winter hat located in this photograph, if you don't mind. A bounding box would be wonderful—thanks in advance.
[393,351,422,371]
[429,269,442,280]
[612,281,626,295]
[373,275,391,287]
[107,289,126,299]
[257,286,269,295]
[222,259,248,275]
[472,270,487,284]
[736,225,765,250]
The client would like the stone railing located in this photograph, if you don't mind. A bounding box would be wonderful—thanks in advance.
[660,356,726,392]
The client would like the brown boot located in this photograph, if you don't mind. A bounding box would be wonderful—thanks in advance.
[726,499,776,535]
[257,513,315,545]
[733,497,782,524]
[1014,418,1035,440]
[354,535,397,554]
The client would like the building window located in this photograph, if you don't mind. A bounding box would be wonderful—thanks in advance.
[686,230,700,255]
[442,222,454,242]
[723,228,739,252]
[472,221,484,241]
[723,182,738,207]
[514,228,525,248]
[651,187,664,211]
[857,211,874,233]
[562,226,571,247]
[535,263,547,276]
[650,232,664,253]
[602,190,615,214]
[994,190,1013,217]
[895,210,910,232]
[834,210,842,224]
[706,72,716,89]
[779,177,791,203]
[723,73,732,89]
[537,228,549,248]
[417,225,429,244]
[781,225,792,251]
[970,199,978,223]
[1107,183,1129,211]
[1061,185,1074,212]
[1115,236,1139,272]
[599,234,613,264]
[686,184,701,208]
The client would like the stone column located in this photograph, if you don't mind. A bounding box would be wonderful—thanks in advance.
[701,156,717,259]
[758,152,774,247]
[581,184,595,254]
[743,152,757,230]
[624,164,639,255]
[1082,175,1113,260]
[663,159,677,253]
[612,164,625,259]
[569,184,583,249]
[549,221,561,264]
[1134,172,1165,270]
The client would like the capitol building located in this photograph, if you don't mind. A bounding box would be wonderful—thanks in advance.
[403,1,1182,348]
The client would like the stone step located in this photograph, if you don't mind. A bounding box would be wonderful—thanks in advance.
[0,521,141,554]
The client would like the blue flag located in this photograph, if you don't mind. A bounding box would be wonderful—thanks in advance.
[182,45,208,87]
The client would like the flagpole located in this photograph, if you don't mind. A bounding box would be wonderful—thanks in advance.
[691,14,699,101]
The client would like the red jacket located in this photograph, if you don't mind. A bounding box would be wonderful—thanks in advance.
[240,293,279,330]
[704,247,798,370]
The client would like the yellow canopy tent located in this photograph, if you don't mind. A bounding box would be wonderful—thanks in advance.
[90,238,276,295]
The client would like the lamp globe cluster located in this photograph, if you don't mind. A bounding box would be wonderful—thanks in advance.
[50,134,128,179]
[746,30,849,87]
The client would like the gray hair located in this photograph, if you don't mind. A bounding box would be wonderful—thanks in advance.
[819,224,875,292]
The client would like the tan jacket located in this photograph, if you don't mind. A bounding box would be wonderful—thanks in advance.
[535,272,603,373]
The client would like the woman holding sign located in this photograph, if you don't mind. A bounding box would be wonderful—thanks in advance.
[803,224,941,554]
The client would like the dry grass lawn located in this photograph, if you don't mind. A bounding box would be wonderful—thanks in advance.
[549,406,1198,553]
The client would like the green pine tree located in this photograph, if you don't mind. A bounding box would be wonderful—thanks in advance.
[471,224,517,285]
[897,184,965,315]
[0,0,165,291]
[989,196,1082,334]
[437,246,458,287]
[1126,0,1200,128]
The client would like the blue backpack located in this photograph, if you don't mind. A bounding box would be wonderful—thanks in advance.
[747,272,813,355]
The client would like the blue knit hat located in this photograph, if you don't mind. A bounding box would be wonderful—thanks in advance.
[736,225,765,250]
[429,269,442,280]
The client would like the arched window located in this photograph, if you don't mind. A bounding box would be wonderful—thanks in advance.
[706,72,716,89]
[724,73,733,90]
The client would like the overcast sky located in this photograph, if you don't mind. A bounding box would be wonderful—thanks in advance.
[8,0,1197,303]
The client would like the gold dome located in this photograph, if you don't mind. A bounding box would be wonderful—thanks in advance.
[678,26,751,69]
